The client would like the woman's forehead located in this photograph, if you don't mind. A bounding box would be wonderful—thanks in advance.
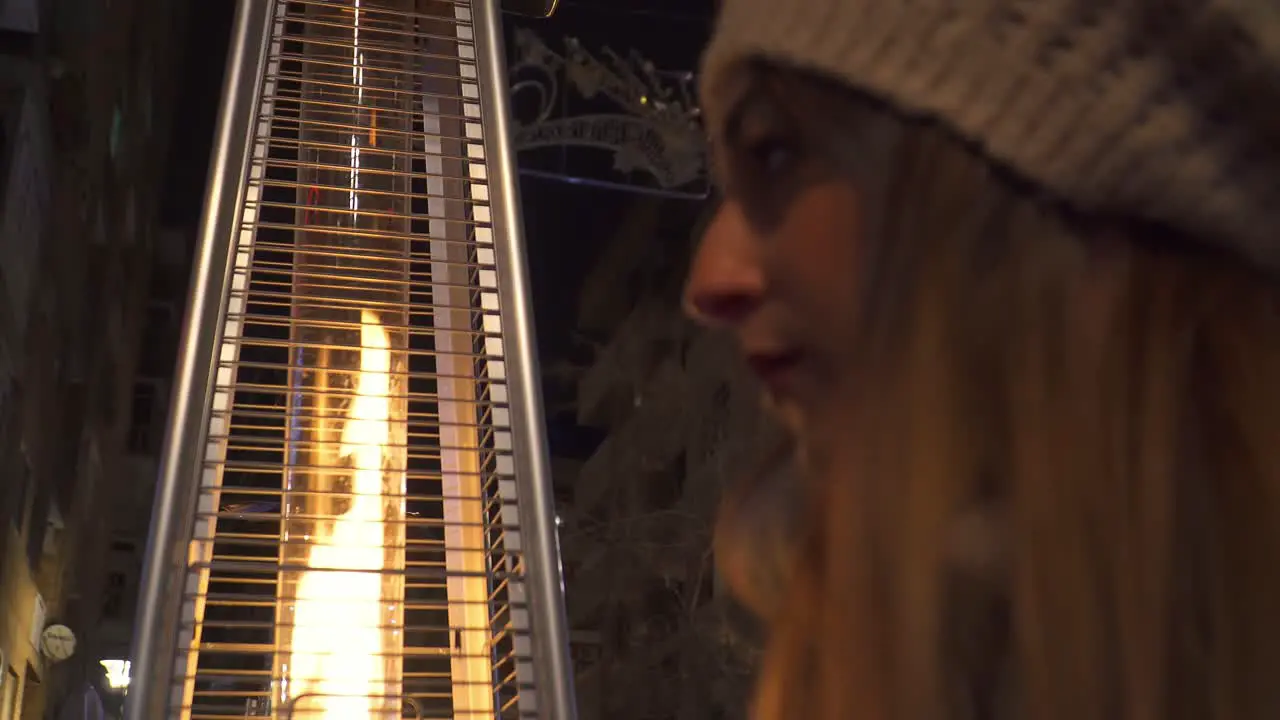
[702,61,798,137]
[708,61,881,136]
[707,62,904,172]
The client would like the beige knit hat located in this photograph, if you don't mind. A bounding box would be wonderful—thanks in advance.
[700,0,1280,268]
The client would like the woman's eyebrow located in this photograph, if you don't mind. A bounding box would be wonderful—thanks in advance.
[718,65,772,145]
[721,95,750,146]
[726,91,785,150]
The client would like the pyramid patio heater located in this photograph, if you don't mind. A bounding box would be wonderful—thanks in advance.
[125,1,575,718]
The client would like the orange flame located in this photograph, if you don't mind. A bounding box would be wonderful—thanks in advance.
[286,309,396,718]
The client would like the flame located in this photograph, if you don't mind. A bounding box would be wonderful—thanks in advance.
[287,309,396,718]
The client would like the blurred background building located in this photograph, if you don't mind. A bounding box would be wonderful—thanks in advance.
[0,0,186,716]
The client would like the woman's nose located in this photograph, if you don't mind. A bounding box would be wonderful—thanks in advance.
[684,202,767,327]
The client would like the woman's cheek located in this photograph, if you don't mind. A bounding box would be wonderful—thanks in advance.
[776,180,864,321]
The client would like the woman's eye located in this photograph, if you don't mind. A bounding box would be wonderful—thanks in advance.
[746,135,797,176]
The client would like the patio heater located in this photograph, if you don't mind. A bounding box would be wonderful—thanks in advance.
[124,1,575,718]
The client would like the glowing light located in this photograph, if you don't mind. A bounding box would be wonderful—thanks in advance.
[349,0,363,214]
[101,659,131,690]
[285,310,398,718]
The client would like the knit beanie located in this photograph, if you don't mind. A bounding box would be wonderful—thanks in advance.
[700,0,1280,269]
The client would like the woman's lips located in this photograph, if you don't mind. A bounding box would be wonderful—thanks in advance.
[745,350,805,397]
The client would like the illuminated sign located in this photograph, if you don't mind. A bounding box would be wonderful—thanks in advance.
[509,30,708,198]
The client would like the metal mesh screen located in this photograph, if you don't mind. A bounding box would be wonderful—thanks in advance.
[167,1,543,717]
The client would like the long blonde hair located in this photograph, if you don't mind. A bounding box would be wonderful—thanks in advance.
[721,99,1280,720]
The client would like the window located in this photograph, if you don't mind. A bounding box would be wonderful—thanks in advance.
[96,353,118,423]
[610,612,631,647]
[143,84,152,134]
[91,202,106,246]
[102,571,127,619]
[41,510,61,558]
[25,490,50,572]
[127,382,156,453]
[0,90,16,203]
[109,105,122,160]
[0,384,26,530]
[9,453,31,533]
[138,304,173,378]
[123,187,136,245]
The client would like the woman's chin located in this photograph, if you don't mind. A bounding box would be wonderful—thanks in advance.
[762,390,806,438]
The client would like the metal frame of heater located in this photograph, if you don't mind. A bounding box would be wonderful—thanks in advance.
[124,1,576,718]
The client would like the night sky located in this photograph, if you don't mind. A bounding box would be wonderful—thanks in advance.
[157,0,714,458]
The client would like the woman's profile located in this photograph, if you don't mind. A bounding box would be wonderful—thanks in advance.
[684,2,1280,718]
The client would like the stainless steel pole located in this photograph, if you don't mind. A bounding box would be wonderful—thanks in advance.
[123,1,274,717]
[471,2,579,719]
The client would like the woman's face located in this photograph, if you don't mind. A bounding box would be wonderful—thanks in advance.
[684,65,896,434]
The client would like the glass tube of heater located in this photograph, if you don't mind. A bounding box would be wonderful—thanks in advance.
[272,3,413,716]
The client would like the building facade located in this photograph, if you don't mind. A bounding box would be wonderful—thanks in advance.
[95,226,191,672]
[0,0,185,716]
[561,198,773,720]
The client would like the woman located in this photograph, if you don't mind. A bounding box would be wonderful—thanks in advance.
[684,2,1280,719]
